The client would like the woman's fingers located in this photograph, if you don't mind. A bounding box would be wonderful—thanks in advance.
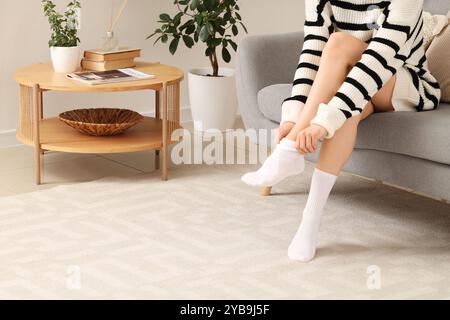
[279,127,288,140]
[304,134,314,154]
[274,123,295,145]
[305,132,315,153]
[274,127,286,145]
[298,132,308,155]
[295,134,304,155]
[311,133,318,151]
[273,128,281,145]
[296,130,319,155]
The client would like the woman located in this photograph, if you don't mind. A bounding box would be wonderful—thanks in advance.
[242,0,441,262]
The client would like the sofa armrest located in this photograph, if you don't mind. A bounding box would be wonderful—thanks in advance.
[236,32,304,136]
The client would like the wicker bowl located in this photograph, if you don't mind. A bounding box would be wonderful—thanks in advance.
[59,108,144,136]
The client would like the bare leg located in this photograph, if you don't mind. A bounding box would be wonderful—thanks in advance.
[288,33,397,262]
[242,32,372,188]
[286,32,370,141]
[317,78,396,175]
[288,79,396,262]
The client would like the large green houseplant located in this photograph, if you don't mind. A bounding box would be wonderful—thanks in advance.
[148,0,247,77]
[42,0,82,73]
[148,0,247,132]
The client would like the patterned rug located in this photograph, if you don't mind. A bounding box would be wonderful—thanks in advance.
[1,163,449,299]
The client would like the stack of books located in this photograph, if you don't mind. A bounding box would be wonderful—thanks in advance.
[81,48,142,71]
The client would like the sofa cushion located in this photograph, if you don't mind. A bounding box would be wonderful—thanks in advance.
[356,104,450,165]
[258,84,290,123]
[257,84,450,165]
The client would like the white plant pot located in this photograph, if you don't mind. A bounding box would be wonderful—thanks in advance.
[50,46,80,73]
[188,68,238,132]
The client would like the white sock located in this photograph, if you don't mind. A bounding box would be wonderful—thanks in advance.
[241,139,305,187]
[288,168,337,262]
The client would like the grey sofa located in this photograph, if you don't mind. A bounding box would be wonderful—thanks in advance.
[236,0,450,202]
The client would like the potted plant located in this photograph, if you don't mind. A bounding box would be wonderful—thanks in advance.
[148,0,248,132]
[42,0,81,73]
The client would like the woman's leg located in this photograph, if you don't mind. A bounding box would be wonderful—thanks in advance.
[242,32,371,187]
[316,78,395,175]
[286,32,370,140]
[288,74,397,262]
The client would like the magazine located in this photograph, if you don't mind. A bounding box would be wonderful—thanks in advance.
[67,68,155,85]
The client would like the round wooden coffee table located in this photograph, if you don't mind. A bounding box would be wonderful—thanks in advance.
[14,61,184,184]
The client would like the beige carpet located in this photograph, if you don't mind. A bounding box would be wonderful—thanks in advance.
[0,162,449,299]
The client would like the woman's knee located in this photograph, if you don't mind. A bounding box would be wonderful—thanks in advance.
[322,32,368,66]
[322,32,351,56]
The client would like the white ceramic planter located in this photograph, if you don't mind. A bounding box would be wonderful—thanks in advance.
[50,46,80,73]
[188,68,238,132]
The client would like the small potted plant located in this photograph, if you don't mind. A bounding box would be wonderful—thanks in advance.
[42,0,81,73]
[148,0,247,132]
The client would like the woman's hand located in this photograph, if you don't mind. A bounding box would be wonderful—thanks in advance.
[274,121,295,145]
[295,124,328,155]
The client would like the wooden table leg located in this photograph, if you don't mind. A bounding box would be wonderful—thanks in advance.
[33,84,42,185]
[261,186,273,197]
[161,82,169,181]
[155,90,161,120]
[39,90,46,156]
[261,148,273,196]
[155,90,161,170]
[155,150,160,170]
[39,90,44,119]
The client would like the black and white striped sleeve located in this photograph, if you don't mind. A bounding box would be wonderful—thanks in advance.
[311,0,424,138]
[280,0,333,125]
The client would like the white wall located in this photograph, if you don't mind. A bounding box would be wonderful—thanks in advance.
[0,0,304,139]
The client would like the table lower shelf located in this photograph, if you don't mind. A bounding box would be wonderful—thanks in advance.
[16,117,182,154]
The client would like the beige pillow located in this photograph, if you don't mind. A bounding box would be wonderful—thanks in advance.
[423,11,450,49]
[427,22,450,103]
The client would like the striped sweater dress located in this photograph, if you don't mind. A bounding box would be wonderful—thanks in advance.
[281,0,441,139]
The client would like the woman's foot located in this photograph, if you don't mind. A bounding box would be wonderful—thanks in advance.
[241,139,305,187]
[288,168,337,262]
[288,212,321,262]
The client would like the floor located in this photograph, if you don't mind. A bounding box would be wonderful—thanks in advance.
[1,161,450,299]
[0,146,156,195]
[0,120,446,203]
[0,121,200,195]
[0,120,449,299]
